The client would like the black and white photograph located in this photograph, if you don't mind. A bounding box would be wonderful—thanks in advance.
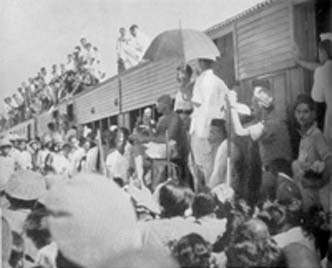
[0,0,332,267]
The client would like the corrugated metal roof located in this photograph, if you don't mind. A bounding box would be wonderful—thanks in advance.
[205,0,283,35]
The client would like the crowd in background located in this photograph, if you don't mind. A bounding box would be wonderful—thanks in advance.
[1,29,332,267]
[1,37,106,130]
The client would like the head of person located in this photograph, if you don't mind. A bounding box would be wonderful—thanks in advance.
[119,27,126,37]
[143,107,152,122]
[0,139,12,156]
[80,37,87,48]
[29,140,40,152]
[156,94,173,114]
[192,190,216,219]
[294,94,316,131]
[17,139,27,151]
[86,43,92,50]
[41,67,47,75]
[115,127,129,152]
[68,135,80,149]
[18,87,23,93]
[50,142,62,153]
[52,64,57,71]
[318,40,331,64]
[251,83,274,115]
[67,54,72,61]
[226,219,282,268]
[129,24,138,37]
[62,143,72,156]
[47,122,56,132]
[198,58,214,72]
[171,233,211,268]
[176,64,193,86]
[158,181,194,218]
[74,46,81,54]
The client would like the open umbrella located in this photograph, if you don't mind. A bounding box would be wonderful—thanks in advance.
[143,29,220,62]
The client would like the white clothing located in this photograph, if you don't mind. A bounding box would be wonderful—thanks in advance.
[106,150,129,183]
[51,153,71,176]
[138,217,200,250]
[311,60,332,142]
[69,147,86,174]
[190,69,228,138]
[81,146,99,173]
[174,84,193,111]
[34,242,58,268]
[273,227,316,252]
[0,155,15,190]
[37,149,50,170]
[16,150,32,170]
[192,216,227,244]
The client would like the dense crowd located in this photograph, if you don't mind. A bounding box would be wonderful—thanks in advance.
[1,34,332,268]
[1,37,106,130]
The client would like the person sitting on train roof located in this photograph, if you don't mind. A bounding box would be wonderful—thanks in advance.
[296,37,332,143]
[227,83,292,203]
[189,58,229,190]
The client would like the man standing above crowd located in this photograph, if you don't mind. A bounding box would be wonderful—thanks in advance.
[189,58,228,189]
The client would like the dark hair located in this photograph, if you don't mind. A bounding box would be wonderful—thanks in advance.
[294,94,315,111]
[318,40,331,59]
[159,181,194,218]
[24,209,51,249]
[267,158,292,177]
[171,233,211,268]
[226,219,283,268]
[177,64,193,78]
[113,177,124,188]
[47,122,56,131]
[192,191,216,219]
[129,24,138,31]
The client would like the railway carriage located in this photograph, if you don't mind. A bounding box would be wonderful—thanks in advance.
[2,0,331,138]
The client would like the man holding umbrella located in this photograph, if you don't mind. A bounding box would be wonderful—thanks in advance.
[189,58,229,189]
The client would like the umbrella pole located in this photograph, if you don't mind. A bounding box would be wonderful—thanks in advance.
[166,129,170,178]
[226,97,232,187]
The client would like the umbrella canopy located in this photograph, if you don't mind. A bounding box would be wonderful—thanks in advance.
[143,29,220,62]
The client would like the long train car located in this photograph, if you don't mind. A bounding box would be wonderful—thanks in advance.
[2,0,330,138]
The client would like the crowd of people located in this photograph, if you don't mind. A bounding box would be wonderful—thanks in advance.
[1,33,332,268]
[1,37,106,130]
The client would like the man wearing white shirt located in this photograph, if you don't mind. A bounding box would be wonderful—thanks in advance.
[106,128,130,184]
[15,137,33,170]
[190,58,228,188]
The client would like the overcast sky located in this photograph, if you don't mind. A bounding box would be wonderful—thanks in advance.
[0,0,263,112]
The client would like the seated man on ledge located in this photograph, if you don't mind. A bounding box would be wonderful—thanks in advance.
[131,94,187,185]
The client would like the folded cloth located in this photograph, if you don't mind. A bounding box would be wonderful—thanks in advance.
[144,140,177,159]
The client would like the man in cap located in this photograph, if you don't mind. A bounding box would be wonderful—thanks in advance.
[190,58,229,189]
[0,138,15,194]
[228,83,292,202]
